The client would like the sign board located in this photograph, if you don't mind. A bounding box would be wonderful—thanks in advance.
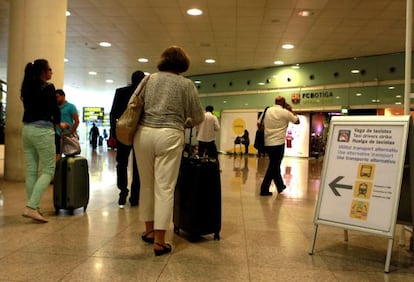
[314,115,410,237]
[83,107,104,122]
[219,110,309,156]
[219,110,262,154]
[285,114,310,157]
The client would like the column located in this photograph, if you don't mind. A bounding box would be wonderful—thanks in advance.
[5,0,67,181]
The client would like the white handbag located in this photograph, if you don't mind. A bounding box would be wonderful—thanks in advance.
[61,133,81,156]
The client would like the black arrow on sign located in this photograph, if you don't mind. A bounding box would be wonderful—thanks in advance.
[329,176,353,196]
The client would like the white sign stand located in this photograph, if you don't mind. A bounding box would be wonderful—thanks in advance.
[309,115,412,273]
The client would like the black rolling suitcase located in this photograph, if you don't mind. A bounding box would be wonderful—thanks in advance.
[173,130,221,240]
[54,156,89,214]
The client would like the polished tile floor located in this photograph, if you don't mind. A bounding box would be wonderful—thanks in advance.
[0,144,413,281]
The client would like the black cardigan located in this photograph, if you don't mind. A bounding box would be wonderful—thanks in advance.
[22,82,61,125]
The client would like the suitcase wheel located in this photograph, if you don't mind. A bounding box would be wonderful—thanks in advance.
[83,205,87,212]
[174,226,180,235]
[214,232,220,241]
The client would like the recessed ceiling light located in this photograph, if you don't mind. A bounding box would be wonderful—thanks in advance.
[282,44,294,49]
[396,95,402,98]
[298,10,313,17]
[88,71,97,75]
[395,102,402,105]
[194,80,201,84]
[64,58,69,62]
[351,69,360,74]
[205,59,216,64]
[336,96,341,99]
[258,82,265,86]
[388,86,395,90]
[291,64,300,69]
[356,93,362,96]
[274,61,284,65]
[187,8,203,16]
[138,58,149,63]
[66,11,71,16]
[105,79,114,83]
[99,42,111,47]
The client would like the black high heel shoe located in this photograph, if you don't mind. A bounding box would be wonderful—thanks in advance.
[154,242,172,256]
[141,230,154,244]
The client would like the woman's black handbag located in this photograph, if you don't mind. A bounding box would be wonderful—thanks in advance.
[254,107,269,151]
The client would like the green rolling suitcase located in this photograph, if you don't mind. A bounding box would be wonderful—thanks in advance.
[54,156,89,214]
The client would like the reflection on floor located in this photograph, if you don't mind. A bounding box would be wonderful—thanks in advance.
[0,144,413,281]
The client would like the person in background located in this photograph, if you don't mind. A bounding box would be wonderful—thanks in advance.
[241,129,250,155]
[134,46,204,256]
[259,96,300,196]
[103,129,108,140]
[89,122,99,149]
[110,70,145,208]
[55,89,79,160]
[20,59,69,222]
[196,105,220,159]
[98,135,104,146]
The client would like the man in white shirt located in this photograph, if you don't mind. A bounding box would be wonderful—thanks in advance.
[196,105,220,159]
[259,96,300,196]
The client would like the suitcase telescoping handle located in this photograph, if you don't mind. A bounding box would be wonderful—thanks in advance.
[184,117,193,144]
[188,127,193,144]
[183,117,195,155]
[183,126,194,157]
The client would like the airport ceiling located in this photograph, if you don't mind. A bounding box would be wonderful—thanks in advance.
[0,0,410,92]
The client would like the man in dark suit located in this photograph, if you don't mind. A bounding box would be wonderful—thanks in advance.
[110,70,145,208]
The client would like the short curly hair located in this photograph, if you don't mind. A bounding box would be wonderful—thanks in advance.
[157,46,190,74]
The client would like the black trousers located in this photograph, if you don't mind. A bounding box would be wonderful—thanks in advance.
[91,136,98,149]
[198,140,218,159]
[116,141,140,204]
[260,144,285,193]
[243,143,249,155]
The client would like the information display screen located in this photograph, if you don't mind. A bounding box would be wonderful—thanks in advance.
[83,107,104,122]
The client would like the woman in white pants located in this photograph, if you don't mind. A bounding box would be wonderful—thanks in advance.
[134,46,204,256]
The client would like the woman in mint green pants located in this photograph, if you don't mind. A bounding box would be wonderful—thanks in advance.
[20,59,68,223]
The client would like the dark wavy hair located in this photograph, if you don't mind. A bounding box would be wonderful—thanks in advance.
[21,59,49,99]
[131,70,145,87]
[157,46,190,74]
[206,105,214,112]
[55,89,65,96]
